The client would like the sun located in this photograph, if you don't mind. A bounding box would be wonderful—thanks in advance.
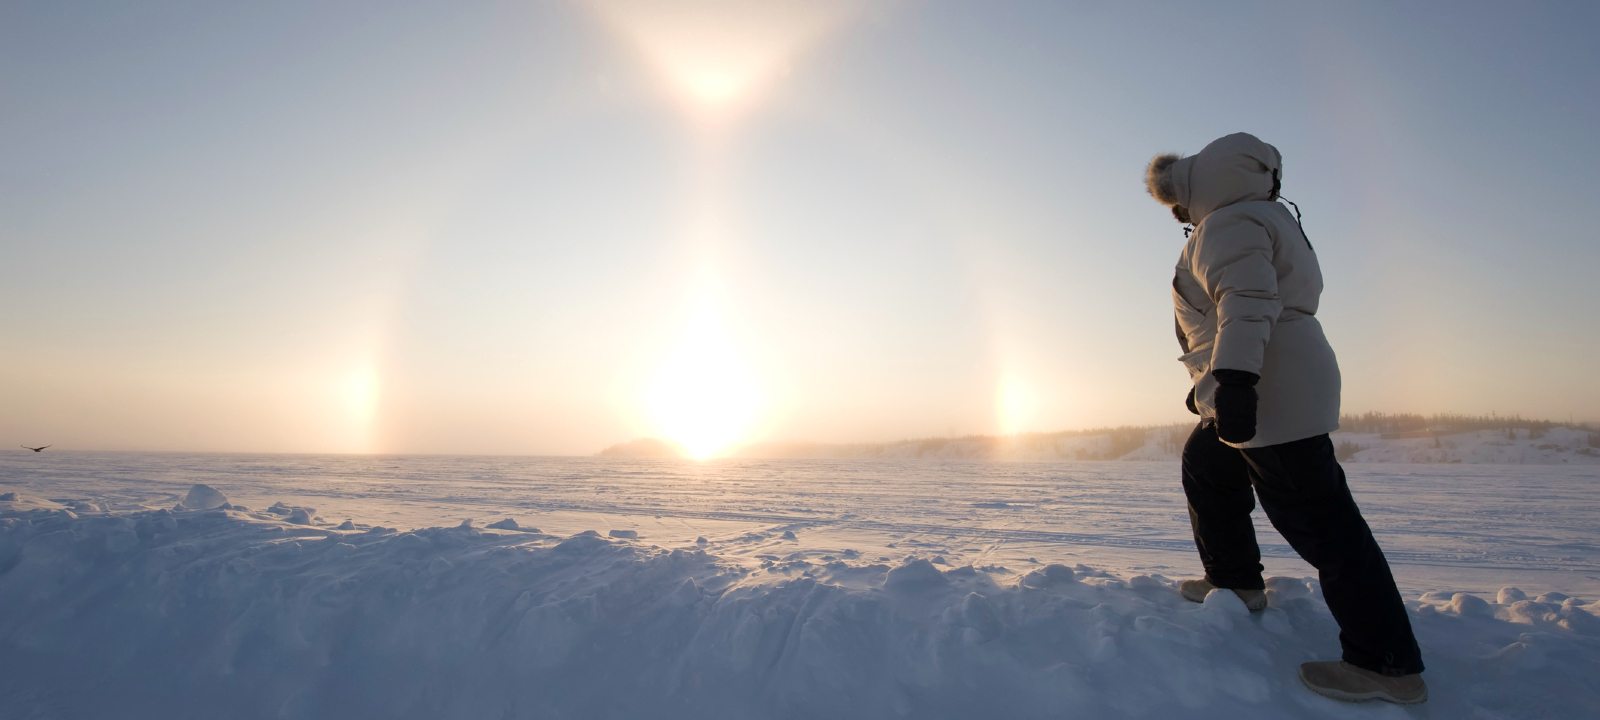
[647,298,760,459]
[340,364,381,453]
[996,372,1038,436]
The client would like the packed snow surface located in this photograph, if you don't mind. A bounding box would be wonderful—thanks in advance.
[3,453,1599,718]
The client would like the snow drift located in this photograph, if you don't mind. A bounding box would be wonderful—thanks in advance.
[2,495,1597,719]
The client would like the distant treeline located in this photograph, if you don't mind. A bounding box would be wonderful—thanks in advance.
[1338,412,1595,438]
[728,414,1597,460]
[1018,413,1595,443]
[734,424,1185,460]
[1004,426,1178,458]
[969,413,1594,448]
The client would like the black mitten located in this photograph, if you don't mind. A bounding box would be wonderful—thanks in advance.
[1212,369,1260,443]
[1185,387,1199,415]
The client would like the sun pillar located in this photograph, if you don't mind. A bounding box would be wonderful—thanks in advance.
[592,0,851,457]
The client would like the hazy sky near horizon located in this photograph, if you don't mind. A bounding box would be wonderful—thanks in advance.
[4,0,1598,455]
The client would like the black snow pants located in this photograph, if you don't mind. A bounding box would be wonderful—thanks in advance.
[1182,421,1425,676]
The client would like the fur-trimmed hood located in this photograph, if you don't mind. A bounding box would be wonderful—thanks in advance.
[1145,133,1282,225]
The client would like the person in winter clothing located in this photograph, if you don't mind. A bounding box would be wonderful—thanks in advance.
[1145,133,1426,705]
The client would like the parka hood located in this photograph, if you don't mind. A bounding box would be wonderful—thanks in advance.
[1146,133,1282,225]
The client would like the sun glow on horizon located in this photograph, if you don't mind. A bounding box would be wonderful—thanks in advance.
[996,372,1039,437]
[340,364,381,453]
[647,296,760,459]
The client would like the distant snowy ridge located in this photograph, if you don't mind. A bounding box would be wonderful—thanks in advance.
[2,493,1598,719]
[728,423,1600,464]
[598,437,691,458]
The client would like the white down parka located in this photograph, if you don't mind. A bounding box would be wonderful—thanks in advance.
[1153,133,1340,448]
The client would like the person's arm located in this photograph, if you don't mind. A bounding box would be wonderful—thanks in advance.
[1194,214,1281,442]
[1176,314,1200,414]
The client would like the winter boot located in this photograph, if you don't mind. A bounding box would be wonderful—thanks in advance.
[1298,661,1427,705]
[1179,578,1267,611]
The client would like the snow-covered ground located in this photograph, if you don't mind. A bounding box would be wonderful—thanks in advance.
[3,452,1598,718]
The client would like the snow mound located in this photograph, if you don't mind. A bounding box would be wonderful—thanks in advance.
[0,490,66,512]
[1,504,1597,719]
[182,483,230,509]
[486,518,532,531]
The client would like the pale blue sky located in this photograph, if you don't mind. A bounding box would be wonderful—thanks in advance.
[3,1,1596,454]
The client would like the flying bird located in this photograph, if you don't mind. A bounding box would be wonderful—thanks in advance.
[21,445,50,452]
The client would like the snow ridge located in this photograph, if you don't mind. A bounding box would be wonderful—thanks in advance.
[1,499,1597,719]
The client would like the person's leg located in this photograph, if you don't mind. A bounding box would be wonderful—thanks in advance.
[1242,435,1424,675]
[1181,421,1264,590]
